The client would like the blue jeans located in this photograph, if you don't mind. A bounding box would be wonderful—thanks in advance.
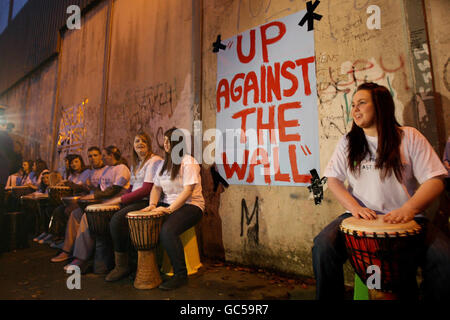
[312,213,450,300]
[109,200,148,253]
[159,204,203,277]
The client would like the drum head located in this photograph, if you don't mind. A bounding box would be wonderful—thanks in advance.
[86,203,121,212]
[340,216,421,237]
[21,193,48,200]
[126,210,166,218]
[50,186,71,190]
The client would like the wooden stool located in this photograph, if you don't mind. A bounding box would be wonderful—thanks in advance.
[161,226,202,275]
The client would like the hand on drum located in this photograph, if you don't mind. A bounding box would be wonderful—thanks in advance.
[350,206,377,220]
[383,207,415,224]
[141,205,170,215]
[150,206,171,214]
[141,205,156,212]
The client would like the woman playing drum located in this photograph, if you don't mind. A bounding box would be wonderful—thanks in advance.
[50,147,108,263]
[312,82,449,300]
[62,146,130,273]
[44,155,90,245]
[141,127,204,290]
[103,131,163,282]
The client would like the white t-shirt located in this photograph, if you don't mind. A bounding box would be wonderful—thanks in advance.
[68,169,90,185]
[99,164,131,191]
[88,165,109,191]
[130,155,163,191]
[324,127,447,215]
[154,155,205,211]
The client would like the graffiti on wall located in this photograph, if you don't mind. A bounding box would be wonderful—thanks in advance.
[444,57,450,93]
[241,197,259,245]
[413,43,432,95]
[121,80,177,154]
[317,55,406,140]
[124,80,177,121]
[57,99,87,156]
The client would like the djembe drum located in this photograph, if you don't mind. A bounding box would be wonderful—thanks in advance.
[77,198,100,212]
[126,211,166,289]
[340,216,423,299]
[85,204,120,237]
[11,186,34,198]
[20,193,49,237]
[48,186,73,206]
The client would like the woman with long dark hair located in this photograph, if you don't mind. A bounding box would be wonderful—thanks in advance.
[25,159,48,190]
[40,155,90,245]
[18,160,32,185]
[312,82,449,300]
[142,127,204,290]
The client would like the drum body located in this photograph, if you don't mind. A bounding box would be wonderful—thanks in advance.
[11,186,34,198]
[340,217,422,299]
[126,211,166,289]
[85,204,120,237]
[4,211,29,251]
[20,193,49,235]
[48,186,73,206]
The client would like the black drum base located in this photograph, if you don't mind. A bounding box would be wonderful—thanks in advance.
[3,211,29,251]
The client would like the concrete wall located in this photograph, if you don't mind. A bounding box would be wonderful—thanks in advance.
[104,0,193,160]
[425,0,450,147]
[0,58,57,167]
[53,1,108,169]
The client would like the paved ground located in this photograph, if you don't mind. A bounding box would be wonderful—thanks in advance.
[0,241,338,301]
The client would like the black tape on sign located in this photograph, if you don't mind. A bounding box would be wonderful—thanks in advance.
[298,0,323,31]
[212,34,226,53]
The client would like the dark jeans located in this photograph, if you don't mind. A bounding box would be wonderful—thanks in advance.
[49,203,77,238]
[312,213,450,300]
[109,200,148,252]
[160,204,202,277]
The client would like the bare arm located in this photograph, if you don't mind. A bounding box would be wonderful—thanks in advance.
[167,185,194,213]
[150,185,195,215]
[141,185,162,212]
[383,177,445,223]
[328,177,377,220]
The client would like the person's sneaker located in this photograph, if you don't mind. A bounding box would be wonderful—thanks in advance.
[50,240,65,250]
[51,251,70,263]
[64,259,91,274]
[38,233,53,244]
[158,274,188,290]
[33,232,47,242]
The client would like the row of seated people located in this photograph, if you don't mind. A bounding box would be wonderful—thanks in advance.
[7,128,204,290]
[5,154,95,246]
